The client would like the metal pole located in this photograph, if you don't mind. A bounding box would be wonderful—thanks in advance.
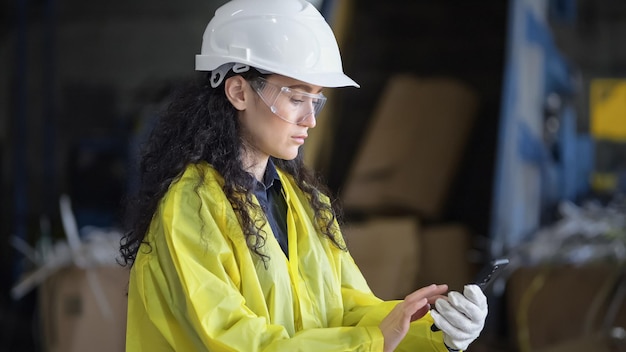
[13,0,29,283]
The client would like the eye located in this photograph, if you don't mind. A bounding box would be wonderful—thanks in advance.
[289,93,307,104]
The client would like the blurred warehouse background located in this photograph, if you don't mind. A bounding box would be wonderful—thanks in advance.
[1,0,626,351]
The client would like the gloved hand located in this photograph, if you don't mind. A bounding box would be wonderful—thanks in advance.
[430,284,488,351]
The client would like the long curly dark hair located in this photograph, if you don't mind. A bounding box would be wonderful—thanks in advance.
[119,69,345,267]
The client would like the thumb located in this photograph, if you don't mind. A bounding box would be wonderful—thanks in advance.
[464,284,488,310]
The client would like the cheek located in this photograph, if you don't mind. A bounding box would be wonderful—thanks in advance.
[239,112,282,146]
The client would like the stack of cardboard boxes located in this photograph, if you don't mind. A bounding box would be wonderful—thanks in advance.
[339,73,481,299]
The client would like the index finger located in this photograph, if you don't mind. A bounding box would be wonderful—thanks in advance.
[427,294,448,306]
[405,284,448,304]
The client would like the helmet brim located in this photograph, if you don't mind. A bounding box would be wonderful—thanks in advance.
[196,55,359,88]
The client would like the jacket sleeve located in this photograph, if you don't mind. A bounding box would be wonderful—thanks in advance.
[338,242,450,352]
[129,175,385,352]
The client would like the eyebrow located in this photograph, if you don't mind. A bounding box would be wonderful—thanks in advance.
[289,84,323,94]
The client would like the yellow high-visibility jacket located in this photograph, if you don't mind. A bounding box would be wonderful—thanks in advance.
[126,162,448,351]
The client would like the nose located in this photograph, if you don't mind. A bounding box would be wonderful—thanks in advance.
[298,112,317,128]
[299,99,318,127]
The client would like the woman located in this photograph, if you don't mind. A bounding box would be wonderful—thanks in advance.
[119,0,487,351]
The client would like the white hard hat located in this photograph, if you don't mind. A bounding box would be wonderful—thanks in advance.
[195,0,359,88]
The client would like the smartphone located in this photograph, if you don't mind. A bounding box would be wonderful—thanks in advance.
[430,258,509,331]
[473,258,509,291]
[430,258,510,332]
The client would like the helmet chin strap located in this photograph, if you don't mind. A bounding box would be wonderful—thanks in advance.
[210,63,271,88]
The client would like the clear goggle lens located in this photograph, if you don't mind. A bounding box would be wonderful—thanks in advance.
[250,77,326,124]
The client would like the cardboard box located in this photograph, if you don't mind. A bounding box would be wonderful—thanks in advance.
[535,332,619,352]
[39,266,129,352]
[506,264,626,351]
[340,74,479,219]
[415,224,476,292]
[342,217,421,300]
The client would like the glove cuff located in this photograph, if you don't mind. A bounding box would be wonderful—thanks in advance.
[445,344,461,352]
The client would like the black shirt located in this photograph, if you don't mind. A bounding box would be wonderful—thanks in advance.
[252,159,289,257]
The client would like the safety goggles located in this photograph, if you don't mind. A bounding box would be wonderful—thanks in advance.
[249,77,327,124]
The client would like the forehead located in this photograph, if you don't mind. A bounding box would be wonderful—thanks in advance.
[266,74,323,93]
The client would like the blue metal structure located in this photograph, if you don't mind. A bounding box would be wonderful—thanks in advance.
[490,0,593,255]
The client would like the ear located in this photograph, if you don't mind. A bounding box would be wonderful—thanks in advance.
[224,75,248,111]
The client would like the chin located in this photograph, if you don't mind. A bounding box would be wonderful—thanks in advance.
[281,153,299,161]
[275,149,300,161]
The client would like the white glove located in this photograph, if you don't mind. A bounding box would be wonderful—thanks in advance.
[430,284,488,351]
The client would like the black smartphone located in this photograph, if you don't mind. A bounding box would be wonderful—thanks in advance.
[473,258,509,291]
[430,258,510,332]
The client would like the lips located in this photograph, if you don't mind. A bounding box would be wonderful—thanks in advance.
[292,134,308,144]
